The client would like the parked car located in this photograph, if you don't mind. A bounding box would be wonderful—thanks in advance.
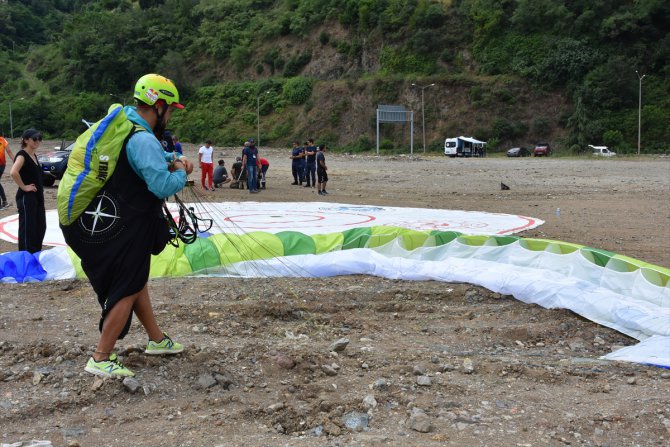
[39,141,74,186]
[533,143,551,156]
[589,145,616,157]
[506,147,531,157]
[38,119,92,187]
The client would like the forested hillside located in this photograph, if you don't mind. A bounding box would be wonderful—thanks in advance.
[0,0,668,153]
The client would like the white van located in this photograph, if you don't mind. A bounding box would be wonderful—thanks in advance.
[444,136,486,157]
[589,145,616,157]
[444,138,458,156]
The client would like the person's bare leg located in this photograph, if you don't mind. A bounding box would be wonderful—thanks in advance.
[93,293,139,361]
[132,284,164,342]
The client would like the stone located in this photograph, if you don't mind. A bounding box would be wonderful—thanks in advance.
[363,395,378,410]
[324,421,342,436]
[416,375,432,386]
[266,402,285,413]
[329,338,350,352]
[373,378,390,391]
[122,377,141,393]
[321,364,338,376]
[412,365,427,375]
[91,376,105,391]
[407,408,432,433]
[32,371,44,385]
[214,372,236,390]
[272,354,295,370]
[343,411,369,431]
[196,373,217,389]
[463,358,474,374]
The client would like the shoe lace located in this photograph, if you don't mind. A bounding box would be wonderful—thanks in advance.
[153,333,174,348]
[107,354,126,369]
[161,334,174,348]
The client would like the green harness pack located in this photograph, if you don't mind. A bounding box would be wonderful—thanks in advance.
[57,105,144,226]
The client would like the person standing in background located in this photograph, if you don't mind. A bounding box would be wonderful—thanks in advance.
[303,138,317,188]
[172,135,183,156]
[0,135,15,209]
[242,139,260,193]
[10,128,46,252]
[198,139,214,191]
[290,141,303,185]
[259,156,270,189]
[316,144,329,196]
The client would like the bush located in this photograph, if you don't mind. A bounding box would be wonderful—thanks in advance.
[241,112,256,126]
[569,144,582,154]
[283,77,313,105]
[379,46,436,75]
[336,41,350,55]
[283,51,312,77]
[532,117,551,137]
[486,137,501,151]
[602,130,624,150]
[491,118,515,140]
[379,138,394,150]
[303,99,314,113]
[230,43,251,72]
[267,116,294,143]
[343,135,373,153]
[468,86,488,105]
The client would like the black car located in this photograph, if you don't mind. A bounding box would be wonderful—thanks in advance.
[38,120,91,187]
[38,141,74,186]
[506,147,530,157]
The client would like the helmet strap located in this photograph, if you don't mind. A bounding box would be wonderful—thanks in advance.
[152,102,170,140]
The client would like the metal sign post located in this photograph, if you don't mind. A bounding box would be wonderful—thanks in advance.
[376,105,414,156]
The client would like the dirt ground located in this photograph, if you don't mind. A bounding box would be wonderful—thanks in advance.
[1,142,669,447]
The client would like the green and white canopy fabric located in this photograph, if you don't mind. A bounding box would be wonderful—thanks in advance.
[1,202,667,368]
[33,226,669,368]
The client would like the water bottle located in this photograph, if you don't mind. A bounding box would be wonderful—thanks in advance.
[555,208,561,217]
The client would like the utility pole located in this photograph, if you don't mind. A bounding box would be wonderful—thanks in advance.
[247,90,270,147]
[635,71,646,156]
[411,83,435,153]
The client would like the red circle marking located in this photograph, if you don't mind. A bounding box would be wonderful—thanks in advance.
[222,211,376,230]
[496,216,537,234]
[0,216,19,241]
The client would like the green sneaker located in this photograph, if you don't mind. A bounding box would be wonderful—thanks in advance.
[145,332,184,355]
[85,353,135,378]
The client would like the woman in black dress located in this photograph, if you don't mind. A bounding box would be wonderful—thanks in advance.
[10,128,46,253]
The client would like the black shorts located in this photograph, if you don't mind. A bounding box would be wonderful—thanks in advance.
[61,210,170,339]
[317,167,328,183]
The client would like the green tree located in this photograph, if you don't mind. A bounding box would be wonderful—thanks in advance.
[283,77,313,105]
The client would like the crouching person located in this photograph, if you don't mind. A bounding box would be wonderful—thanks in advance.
[213,159,232,188]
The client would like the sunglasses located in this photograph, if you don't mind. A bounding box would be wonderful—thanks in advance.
[30,136,43,142]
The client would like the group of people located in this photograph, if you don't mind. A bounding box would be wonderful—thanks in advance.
[290,139,329,195]
[198,138,270,193]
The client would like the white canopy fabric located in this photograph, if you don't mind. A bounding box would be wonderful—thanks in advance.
[458,136,487,144]
[213,239,670,369]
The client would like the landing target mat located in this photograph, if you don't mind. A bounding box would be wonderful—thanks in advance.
[0,202,543,247]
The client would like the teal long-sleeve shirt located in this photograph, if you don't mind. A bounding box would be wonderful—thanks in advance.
[124,106,187,199]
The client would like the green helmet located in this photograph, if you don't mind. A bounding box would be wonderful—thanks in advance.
[133,74,184,109]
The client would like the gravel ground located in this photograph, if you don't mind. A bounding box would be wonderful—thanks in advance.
[0,142,669,447]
